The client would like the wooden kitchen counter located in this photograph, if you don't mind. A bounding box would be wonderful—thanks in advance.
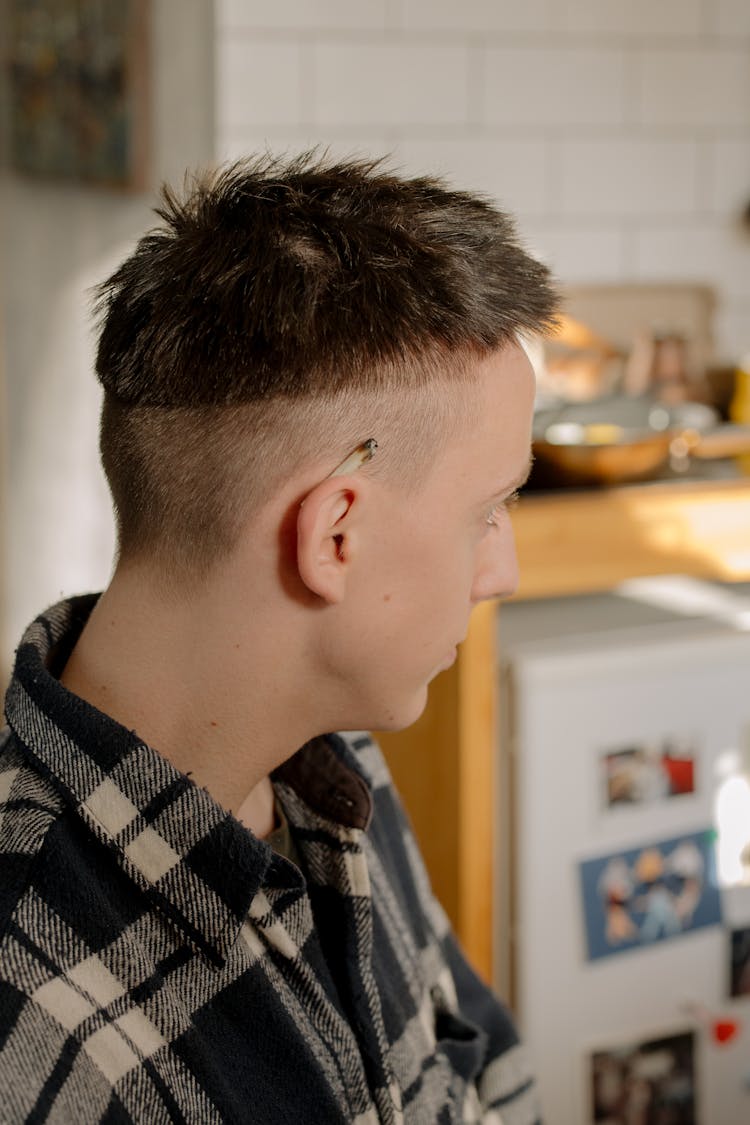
[378,475,750,984]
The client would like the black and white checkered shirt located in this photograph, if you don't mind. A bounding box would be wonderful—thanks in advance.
[0,596,540,1124]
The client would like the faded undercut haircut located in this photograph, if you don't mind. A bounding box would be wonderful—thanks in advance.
[96,151,559,580]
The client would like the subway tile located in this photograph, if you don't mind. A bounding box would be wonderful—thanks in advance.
[517,222,626,282]
[312,43,469,126]
[710,0,750,37]
[483,47,626,127]
[384,0,404,29]
[216,135,273,163]
[216,0,388,31]
[553,0,703,36]
[705,138,750,218]
[557,138,699,217]
[714,300,750,362]
[402,0,553,34]
[216,132,394,165]
[638,49,750,128]
[217,41,304,128]
[392,137,548,215]
[633,223,718,281]
[633,222,750,301]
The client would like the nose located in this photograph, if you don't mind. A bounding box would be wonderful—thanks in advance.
[470,519,520,604]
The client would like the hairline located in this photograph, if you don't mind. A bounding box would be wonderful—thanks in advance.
[104,343,502,586]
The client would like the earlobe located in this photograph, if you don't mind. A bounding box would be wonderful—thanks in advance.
[296,482,357,603]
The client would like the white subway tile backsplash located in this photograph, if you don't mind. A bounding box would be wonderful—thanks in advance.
[638,49,750,128]
[216,132,394,165]
[557,138,699,217]
[217,0,388,31]
[517,222,626,282]
[634,223,718,281]
[633,223,750,301]
[312,43,470,126]
[483,47,626,127]
[384,0,404,30]
[714,301,750,361]
[402,0,553,34]
[712,0,750,37]
[553,0,703,37]
[706,139,750,218]
[391,137,548,215]
[214,4,749,359]
[217,41,305,128]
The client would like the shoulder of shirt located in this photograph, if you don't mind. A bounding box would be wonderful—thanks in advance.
[334,730,396,794]
[335,730,452,943]
[0,725,65,940]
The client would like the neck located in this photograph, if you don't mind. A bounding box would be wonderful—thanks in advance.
[59,563,316,838]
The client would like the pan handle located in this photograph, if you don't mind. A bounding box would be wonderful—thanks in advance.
[678,423,750,461]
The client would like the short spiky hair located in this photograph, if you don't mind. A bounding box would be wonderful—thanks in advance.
[95,152,557,405]
[95,152,558,580]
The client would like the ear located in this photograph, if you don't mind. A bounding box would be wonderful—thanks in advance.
[296,478,361,603]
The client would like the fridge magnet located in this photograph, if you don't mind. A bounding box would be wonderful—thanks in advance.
[682,1000,741,1046]
[7,0,149,188]
[579,829,721,961]
[589,1029,696,1124]
[729,926,750,998]
[601,736,697,810]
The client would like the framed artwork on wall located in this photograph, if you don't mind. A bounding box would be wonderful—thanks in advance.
[7,0,149,188]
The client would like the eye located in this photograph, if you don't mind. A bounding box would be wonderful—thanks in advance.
[485,490,521,527]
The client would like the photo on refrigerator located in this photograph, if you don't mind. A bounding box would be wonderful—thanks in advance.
[579,830,722,961]
[601,736,698,811]
[589,1028,696,1124]
[729,926,750,999]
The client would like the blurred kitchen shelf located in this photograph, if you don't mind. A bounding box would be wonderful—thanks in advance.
[379,473,750,985]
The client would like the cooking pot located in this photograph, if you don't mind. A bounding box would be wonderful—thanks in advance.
[532,396,750,487]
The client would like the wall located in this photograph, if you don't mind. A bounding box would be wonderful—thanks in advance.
[2,0,748,667]
[0,0,215,664]
[215,0,750,361]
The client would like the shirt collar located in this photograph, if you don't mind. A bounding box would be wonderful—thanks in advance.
[5,595,372,967]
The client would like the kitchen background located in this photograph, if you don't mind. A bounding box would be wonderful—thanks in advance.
[1,2,750,1122]
[1,0,749,658]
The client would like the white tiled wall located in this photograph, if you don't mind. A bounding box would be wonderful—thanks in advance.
[482,47,628,128]
[1,0,216,660]
[638,49,750,128]
[314,43,471,126]
[550,0,705,37]
[215,0,750,358]
[711,0,750,38]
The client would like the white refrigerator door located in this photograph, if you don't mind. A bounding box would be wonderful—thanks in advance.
[500,625,750,1125]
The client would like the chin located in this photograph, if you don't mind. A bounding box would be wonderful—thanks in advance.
[368,683,431,734]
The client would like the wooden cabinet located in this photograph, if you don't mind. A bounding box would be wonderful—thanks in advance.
[379,477,750,983]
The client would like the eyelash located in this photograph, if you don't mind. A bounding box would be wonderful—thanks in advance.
[485,490,521,527]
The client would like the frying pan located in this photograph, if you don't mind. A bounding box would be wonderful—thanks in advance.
[532,396,750,487]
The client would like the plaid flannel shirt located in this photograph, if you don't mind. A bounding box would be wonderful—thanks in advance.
[0,596,540,1124]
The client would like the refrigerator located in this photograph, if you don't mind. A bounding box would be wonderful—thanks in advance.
[496,581,750,1124]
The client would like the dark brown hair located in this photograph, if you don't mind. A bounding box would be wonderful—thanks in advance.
[96,152,558,576]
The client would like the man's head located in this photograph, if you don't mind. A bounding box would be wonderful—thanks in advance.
[95,152,558,583]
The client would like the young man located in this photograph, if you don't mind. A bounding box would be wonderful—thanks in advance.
[0,155,557,1123]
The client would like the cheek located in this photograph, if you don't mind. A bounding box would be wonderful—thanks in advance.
[414,542,481,629]
[366,515,477,623]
